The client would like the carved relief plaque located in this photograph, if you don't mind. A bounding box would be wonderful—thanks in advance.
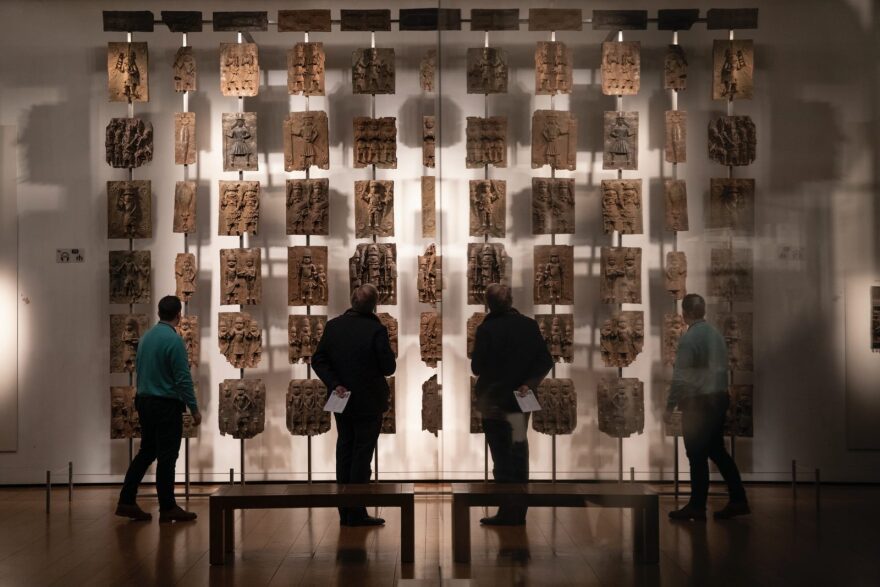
[467,243,509,305]
[218,379,265,439]
[110,387,140,439]
[665,252,687,300]
[535,41,572,95]
[173,46,196,92]
[466,117,507,168]
[532,178,575,235]
[709,178,755,232]
[664,45,687,91]
[173,181,197,234]
[108,180,151,239]
[467,312,486,358]
[423,116,436,168]
[713,40,754,101]
[710,248,753,302]
[531,110,577,170]
[284,111,329,171]
[665,180,689,232]
[218,312,262,369]
[286,179,329,236]
[287,380,331,436]
[422,375,442,436]
[288,246,328,307]
[662,313,686,366]
[532,379,577,435]
[377,313,399,357]
[469,180,506,237]
[422,176,436,238]
[174,112,196,165]
[600,247,641,304]
[106,118,153,168]
[175,253,197,303]
[597,377,645,438]
[467,47,508,94]
[418,244,442,306]
[724,384,754,437]
[600,311,644,368]
[352,48,395,95]
[288,315,326,364]
[601,179,642,235]
[218,181,260,236]
[708,116,756,166]
[665,110,687,164]
[220,248,261,306]
[288,42,325,96]
[534,245,574,305]
[420,312,442,367]
[350,244,397,305]
[381,377,396,434]
[108,42,148,102]
[603,111,638,170]
[355,180,394,238]
[714,311,753,372]
[601,41,640,96]
[176,315,199,370]
[110,314,148,373]
[420,49,436,92]
[470,377,483,433]
[536,314,574,363]
[354,117,397,168]
[220,43,259,97]
[222,112,258,172]
[110,250,151,304]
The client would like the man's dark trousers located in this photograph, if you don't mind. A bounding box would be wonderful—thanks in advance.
[119,396,183,511]
[483,413,530,522]
[334,412,383,522]
[682,392,747,510]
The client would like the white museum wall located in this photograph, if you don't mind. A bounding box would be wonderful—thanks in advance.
[1,0,879,484]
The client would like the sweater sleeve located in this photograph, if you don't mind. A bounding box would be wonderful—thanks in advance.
[171,338,198,413]
[524,321,554,389]
[311,326,341,391]
[667,335,696,411]
[471,324,490,376]
[374,327,397,377]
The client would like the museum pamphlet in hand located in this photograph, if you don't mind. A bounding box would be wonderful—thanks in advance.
[324,390,350,413]
[514,388,542,413]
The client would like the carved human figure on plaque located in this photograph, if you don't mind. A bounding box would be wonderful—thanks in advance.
[220,43,259,97]
[601,179,642,235]
[377,313,399,357]
[535,41,572,95]
[218,181,260,236]
[353,117,397,168]
[108,42,148,102]
[288,246,329,307]
[470,377,483,433]
[714,312,754,372]
[665,180,689,232]
[422,176,436,238]
[288,42,325,96]
[665,252,687,300]
[352,48,395,94]
[665,110,687,164]
[536,314,574,363]
[222,113,258,171]
[467,243,508,305]
[724,385,754,437]
[176,315,199,370]
[218,379,265,439]
[467,47,508,94]
[349,244,397,305]
[532,379,577,435]
[284,111,329,171]
[662,314,686,366]
[532,178,575,235]
[220,248,261,306]
[422,375,442,436]
[600,247,641,304]
[664,45,687,91]
[466,117,507,168]
[531,110,577,170]
[381,377,396,434]
[110,314,148,373]
[469,180,505,237]
[709,178,755,232]
[175,253,197,303]
[218,313,262,369]
[534,245,574,305]
[710,248,753,302]
[106,118,153,168]
[597,377,645,438]
[355,180,394,238]
[466,312,486,359]
[108,180,151,239]
[420,49,436,92]
[601,41,640,96]
[286,179,329,236]
[423,116,436,168]
[708,116,756,166]
[603,112,638,170]
[418,244,442,306]
[175,112,196,165]
[287,380,331,436]
[109,250,151,304]
[173,46,196,92]
[173,181,197,234]
[420,312,442,367]
[288,315,327,364]
[713,40,754,101]
[599,311,644,368]
[110,386,140,439]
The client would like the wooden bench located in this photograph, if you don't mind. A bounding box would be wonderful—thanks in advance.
[209,483,415,565]
[451,482,659,564]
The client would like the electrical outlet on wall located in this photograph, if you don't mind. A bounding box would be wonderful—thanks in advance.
[56,249,84,263]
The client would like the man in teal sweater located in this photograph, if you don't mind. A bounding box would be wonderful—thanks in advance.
[116,296,201,522]
[666,293,748,521]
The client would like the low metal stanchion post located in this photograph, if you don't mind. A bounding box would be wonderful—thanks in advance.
[45,470,51,514]
[68,462,73,503]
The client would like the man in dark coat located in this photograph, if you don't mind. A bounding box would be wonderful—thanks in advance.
[471,283,554,525]
[312,284,396,526]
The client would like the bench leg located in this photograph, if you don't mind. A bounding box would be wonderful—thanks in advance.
[452,497,470,563]
[209,501,224,565]
[400,497,415,563]
[224,509,235,553]
[632,498,659,565]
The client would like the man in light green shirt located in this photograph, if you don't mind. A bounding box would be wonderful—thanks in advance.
[117,296,201,522]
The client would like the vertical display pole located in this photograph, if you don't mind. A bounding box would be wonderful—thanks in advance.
[726,28,737,465]
[68,461,73,502]
[669,28,682,495]
[673,437,680,498]
[184,438,190,500]
[240,438,245,486]
[616,29,625,485]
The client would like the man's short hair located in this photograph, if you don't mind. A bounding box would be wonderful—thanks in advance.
[351,284,379,313]
[485,283,512,313]
[682,293,706,319]
[158,295,182,321]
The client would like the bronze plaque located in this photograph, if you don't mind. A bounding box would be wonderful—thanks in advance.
[176,315,199,370]
[601,179,642,235]
[532,178,575,235]
[110,314,148,374]
[107,42,148,102]
[222,112,257,172]
[534,245,574,305]
[218,181,260,236]
[665,251,687,300]
[350,244,397,306]
[288,42,325,96]
[418,244,442,306]
[467,48,508,94]
[173,46,196,92]
[355,180,395,238]
[378,313,399,357]
[286,380,331,437]
[662,314,685,366]
[286,179,329,236]
[423,116,436,168]
[600,247,641,304]
[532,379,577,435]
[284,111,329,171]
[105,118,152,169]
[597,377,644,438]
[600,312,645,368]
[341,9,391,32]
[713,40,754,101]
[469,180,506,238]
[173,181,196,234]
[352,48,395,95]
[110,387,140,439]
[664,180,689,232]
[220,248,261,306]
[109,250,150,304]
[420,50,436,92]
[420,312,442,368]
[708,115,756,166]
[665,111,687,163]
[278,10,332,32]
[467,243,509,305]
[174,112,196,166]
[422,176,436,238]
[535,42,572,95]
[724,385,754,437]
[218,379,265,439]
[220,43,259,97]
[529,8,582,31]
[603,111,638,170]
[422,375,442,436]
[288,315,327,364]
[353,117,397,168]
[714,311,754,372]
[174,253,197,303]
[108,180,151,239]
[466,116,507,168]
[536,313,574,364]
[710,248,753,302]
[218,313,262,369]
[531,110,577,170]
[665,45,688,91]
[601,41,640,96]
[467,312,486,359]
[288,246,328,307]
[471,9,520,31]
[709,178,755,232]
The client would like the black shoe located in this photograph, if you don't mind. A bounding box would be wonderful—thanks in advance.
[159,506,198,523]
[480,515,525,526]
[346,515,385,527]
[668,506,707,521]
[714,502,750,520]
[115,503,152,521]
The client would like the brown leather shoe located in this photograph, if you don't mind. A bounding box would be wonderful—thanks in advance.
[115,503,152,521]
[159,506,197,523]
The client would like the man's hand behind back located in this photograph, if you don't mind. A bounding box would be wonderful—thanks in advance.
[192,411,202,427]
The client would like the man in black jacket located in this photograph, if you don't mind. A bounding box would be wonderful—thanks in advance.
[312,284,396,526]
[472,284,554,526]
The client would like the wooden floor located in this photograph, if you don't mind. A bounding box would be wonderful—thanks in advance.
[0,484,877,586]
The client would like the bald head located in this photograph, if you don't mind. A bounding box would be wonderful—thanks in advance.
[485,283,512,313]
[351,284,379,313]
